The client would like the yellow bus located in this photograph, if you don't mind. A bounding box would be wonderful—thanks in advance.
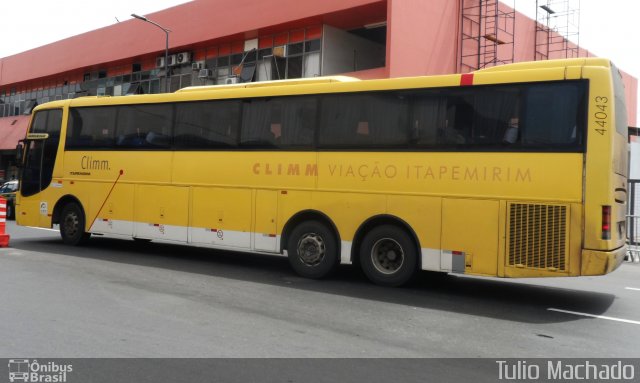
[16,57,628,286]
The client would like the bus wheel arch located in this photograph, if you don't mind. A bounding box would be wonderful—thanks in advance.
[281,210,341,253]
[52,195,85,225]
[352,215,421,286]
[53,195,91,245]
[281,210,341,279]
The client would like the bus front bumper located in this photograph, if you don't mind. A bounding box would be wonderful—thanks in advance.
[581,246,626,276]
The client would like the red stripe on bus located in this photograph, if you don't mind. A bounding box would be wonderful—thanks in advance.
[460,73,474,86]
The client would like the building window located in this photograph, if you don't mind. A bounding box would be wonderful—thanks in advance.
[3,27,325,105]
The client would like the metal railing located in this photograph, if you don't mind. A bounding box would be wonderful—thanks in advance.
[627,215,640,262]
[627,180,640,262]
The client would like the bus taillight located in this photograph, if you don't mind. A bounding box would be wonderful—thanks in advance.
[602,205,611,240]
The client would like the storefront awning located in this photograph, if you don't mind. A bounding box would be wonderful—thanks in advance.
[0,116,30,150]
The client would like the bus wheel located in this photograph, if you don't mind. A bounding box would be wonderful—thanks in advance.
[60,202,91,246]
[359,225,417,287]
[287,221,338,279]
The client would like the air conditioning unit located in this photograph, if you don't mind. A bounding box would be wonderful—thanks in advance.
[156,57,165,68]
[167,54,177,66]
[192,61,205,71]
[225,77,240,84]
[198,69,213,79]
[175,52,192,65]
[273,45,287,58]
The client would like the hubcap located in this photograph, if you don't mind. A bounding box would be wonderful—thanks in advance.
[371,238,404,274]
[297,233,325,266]
[63,211,79,238]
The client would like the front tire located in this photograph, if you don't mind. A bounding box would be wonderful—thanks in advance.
[359,225,418,287]
[60,202,91,245]
[287,220,339,279]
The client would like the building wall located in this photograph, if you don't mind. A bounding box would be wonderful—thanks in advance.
[387,0,459,77]
[0,0,637,125]
[0,0,382,86]
[621,71,638,127]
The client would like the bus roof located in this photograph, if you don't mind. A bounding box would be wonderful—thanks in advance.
[176,76,360,93]
[473,57,611,73]
[33,57,613,112]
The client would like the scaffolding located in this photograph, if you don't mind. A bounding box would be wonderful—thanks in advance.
[535,0,581,61]
[460,0,515,73]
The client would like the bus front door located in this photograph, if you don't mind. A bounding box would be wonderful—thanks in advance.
[17,109,63,227]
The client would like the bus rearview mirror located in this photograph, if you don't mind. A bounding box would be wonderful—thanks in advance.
[15,142,24,167]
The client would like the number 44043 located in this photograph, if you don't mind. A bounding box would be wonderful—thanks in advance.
[594,96,608,135]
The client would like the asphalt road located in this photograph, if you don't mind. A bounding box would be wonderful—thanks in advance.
[1,221,639,359]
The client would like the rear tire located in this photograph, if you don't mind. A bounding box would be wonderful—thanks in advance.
[60,202,91,246]
[287,220,339,279]
[359,225,418,287]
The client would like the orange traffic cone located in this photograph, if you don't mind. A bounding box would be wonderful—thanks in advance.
[0,197,10,247]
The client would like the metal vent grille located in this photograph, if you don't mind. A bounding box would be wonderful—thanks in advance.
[508,203,568,271]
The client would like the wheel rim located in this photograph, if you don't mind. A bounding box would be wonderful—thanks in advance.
[297,232,325,266]
[371,238,404,275]
[63,210,80,238]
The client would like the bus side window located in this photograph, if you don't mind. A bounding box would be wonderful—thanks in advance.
[66,107,116,149]
[319,93,408,148]
[241,97,315,148]
[276,97,315,148]
[269,101,283,142]
[116,104,172,148]
[67,109,83,147]
[471,87,519,145]
[366,93,408,147]
[440,100,471,145]
[410,94,447,146]
[174,100,240,149]
[522,83,582,146]
[41,109,62,185]
[241,99,277,147]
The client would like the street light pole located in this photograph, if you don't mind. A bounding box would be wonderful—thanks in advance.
[131,13,171,93]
